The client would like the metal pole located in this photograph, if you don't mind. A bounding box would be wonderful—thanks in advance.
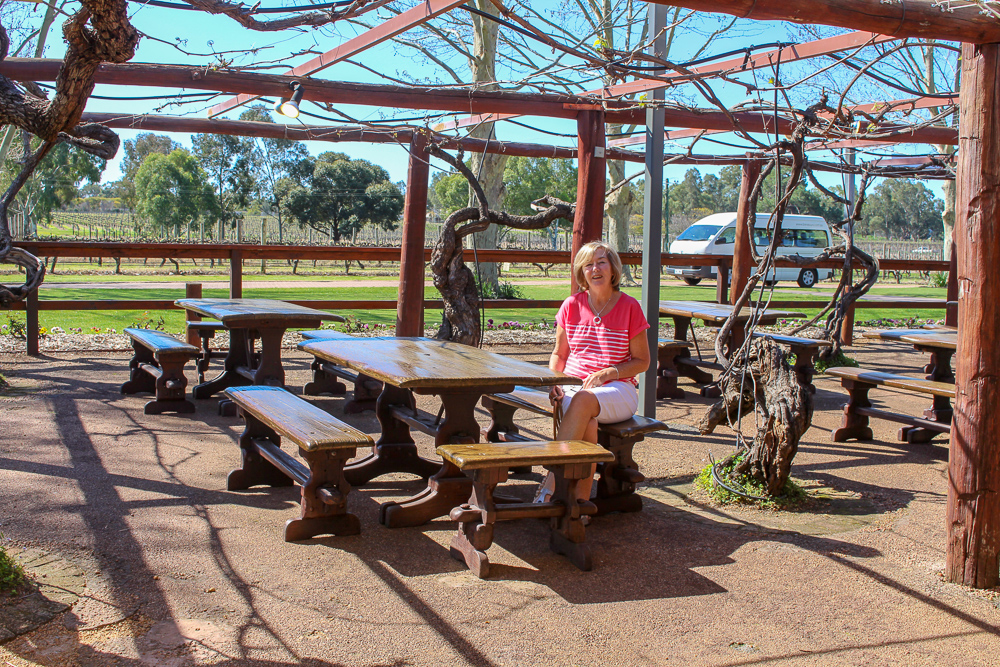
[637,2,667,418]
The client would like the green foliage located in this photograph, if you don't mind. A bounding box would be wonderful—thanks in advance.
[477,280,524,299]
[280,152,403,242]
[430,171,469,221]
[5,140,106,234]
[859,179,944,240]
[116,133,182,211]
[0,534,26,595]
[2,315,26,338]
[504,157,577,226]
[135,150,221,235]
[668,166,843,226]
[928,272,949,288]
[694,454,805,508]
[814,349,860,373]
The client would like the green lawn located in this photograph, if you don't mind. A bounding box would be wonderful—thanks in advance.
[3,280,948,335]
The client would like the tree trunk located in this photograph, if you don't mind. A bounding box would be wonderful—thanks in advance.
[606,150,635,284]
[465,0,506,294]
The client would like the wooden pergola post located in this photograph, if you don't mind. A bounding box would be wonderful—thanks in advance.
[947,41,1000,589]
[730,159,762,349]
[397,133,429,337]
[571,108,607,293]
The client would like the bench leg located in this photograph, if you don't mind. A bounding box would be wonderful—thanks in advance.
[285,448,361,541]
[145,356,195,415]
[121,341,156,395]
[449,468,505,578]
[548,462,597,571]
[900,394,953,444]
[831,379,875,442]
[302,361,348,397]
[228,416,295,491]
[593,433,645,515]
[676,349,716,385]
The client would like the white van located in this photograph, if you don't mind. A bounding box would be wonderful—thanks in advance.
[667,212,834,288]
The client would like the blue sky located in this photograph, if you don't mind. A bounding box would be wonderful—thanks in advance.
[30,1,952,199]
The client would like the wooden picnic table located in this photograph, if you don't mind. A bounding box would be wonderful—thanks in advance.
[900,332,957,382]
[298,337,579,528]
[658,300,806,393]
[176,298,343,400]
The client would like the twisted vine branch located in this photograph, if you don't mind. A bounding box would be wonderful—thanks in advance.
[427,142,575,345]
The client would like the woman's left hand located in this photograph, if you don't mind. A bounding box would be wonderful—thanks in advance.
[581,367,616,389]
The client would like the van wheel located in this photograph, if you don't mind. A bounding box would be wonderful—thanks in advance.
[797,268,818,288]
[682,277,702,286]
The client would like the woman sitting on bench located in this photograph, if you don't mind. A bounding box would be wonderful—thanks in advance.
[535,241,651,503]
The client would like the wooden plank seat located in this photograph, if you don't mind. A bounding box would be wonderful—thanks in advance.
[120,328,200,415]
[481,387,668,514]
[825,367,956,444]
[300,330,382,414]
[224,385,375,542]
[186,320,226,384]
[438,440,614,578]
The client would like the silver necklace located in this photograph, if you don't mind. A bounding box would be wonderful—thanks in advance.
[588,293,613,324]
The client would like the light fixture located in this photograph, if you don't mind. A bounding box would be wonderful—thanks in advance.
[273,81,304,119]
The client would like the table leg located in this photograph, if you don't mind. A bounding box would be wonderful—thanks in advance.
[344,384,439,486]
[192,327,252,400]
[672,315,691,343]
[901,345,955,443]
[251,327,287,387]
[380,390,487,528]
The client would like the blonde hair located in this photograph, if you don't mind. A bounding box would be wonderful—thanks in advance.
[573,241,622,291]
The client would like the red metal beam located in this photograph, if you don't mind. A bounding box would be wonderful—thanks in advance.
[434,30,897,132]
[208,0,468,117]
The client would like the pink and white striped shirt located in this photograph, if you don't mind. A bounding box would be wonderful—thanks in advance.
[555,291,650,386]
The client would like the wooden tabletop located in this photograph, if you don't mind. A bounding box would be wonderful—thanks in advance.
[175,298,344,328]
[900,332,957,350]
[300,337,580,390]
[659,300,805,324]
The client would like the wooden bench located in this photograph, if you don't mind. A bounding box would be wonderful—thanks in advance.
[662,332,830,397]
[481,387,667,514]
[186,320,226,384]
[120,328,200,414]
[300,330,382,413]
[438,440,614,578]
[825,367,956,444]
[224,385,374,542]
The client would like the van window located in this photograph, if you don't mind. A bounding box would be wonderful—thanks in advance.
[715,227,736,244]
[796,230,829,248]
[676,225,721,241]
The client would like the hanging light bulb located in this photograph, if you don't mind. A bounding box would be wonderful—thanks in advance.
[273,81,303,119]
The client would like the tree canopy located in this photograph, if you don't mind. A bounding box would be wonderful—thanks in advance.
[134,149,220,236]
[858,179,944,240]
[279,152,403,243]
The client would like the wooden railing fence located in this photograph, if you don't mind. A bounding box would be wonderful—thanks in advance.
[4,241,955,355]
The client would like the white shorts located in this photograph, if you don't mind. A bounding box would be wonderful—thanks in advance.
[560,381,638,424]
